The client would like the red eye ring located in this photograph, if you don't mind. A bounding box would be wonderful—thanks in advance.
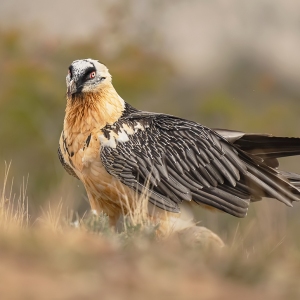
[90,71,96,79]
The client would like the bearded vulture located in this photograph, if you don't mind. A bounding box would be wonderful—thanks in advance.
[58,58,300,231]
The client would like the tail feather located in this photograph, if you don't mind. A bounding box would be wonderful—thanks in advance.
[215,129,300,159]
[234,135,300,159]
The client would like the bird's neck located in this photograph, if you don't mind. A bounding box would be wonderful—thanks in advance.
[64,85,125,136]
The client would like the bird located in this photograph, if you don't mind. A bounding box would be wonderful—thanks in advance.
[58,58,300,236]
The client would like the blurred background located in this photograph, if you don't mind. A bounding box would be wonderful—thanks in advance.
[0,0,300,237]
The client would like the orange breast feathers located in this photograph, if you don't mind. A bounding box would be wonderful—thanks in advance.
[60,83,139,218]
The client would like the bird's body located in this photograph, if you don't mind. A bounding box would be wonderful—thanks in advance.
[59,58,300,235]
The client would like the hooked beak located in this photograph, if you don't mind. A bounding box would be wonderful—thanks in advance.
[67,80,77,97]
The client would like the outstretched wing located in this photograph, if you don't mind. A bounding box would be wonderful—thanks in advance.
[100,113,299,217]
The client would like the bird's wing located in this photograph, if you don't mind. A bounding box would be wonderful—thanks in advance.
[100,113,253,217]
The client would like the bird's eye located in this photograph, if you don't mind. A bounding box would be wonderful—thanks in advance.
[68,69,72,78]
[90,71,96,79]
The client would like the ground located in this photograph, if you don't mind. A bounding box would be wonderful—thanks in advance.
[1,167,300,300]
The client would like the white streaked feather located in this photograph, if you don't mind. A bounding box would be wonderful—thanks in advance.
[116,128,129,143]
[99,134,117,148]
[134,122,145,132]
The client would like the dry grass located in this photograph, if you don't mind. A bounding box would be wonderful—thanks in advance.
[1,166,300,300]
[0,162,29,232]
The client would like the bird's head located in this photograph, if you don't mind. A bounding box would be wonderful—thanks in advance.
[66,59,112,97]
